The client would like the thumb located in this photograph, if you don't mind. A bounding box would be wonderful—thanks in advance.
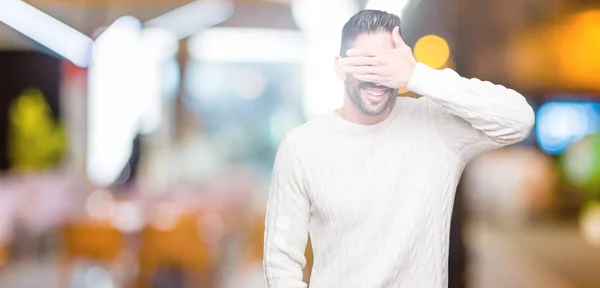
[392,26,406,48]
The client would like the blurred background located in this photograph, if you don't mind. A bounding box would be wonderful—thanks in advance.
[0,0,600,287]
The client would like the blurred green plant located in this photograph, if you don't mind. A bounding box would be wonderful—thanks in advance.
[7,88,66,171]
[560,134,600,202]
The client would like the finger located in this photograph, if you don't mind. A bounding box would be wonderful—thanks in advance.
[341,65,382,75]
[339,56,380,67]
[353,74,384,83]
[346,48,382,57]
[392,26,406,48]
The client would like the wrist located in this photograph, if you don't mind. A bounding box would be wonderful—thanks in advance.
[407,62,440,95]
[404,61,418,88]
[409,59,417,75]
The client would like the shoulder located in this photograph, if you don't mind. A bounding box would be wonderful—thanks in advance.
[396,96,436,119]
[396,96,460,142]
[278,112,334,162]
[285,113,332,145]
[398,95,450,120]
[397,95,426,107]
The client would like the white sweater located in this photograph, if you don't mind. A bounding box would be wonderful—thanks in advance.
[263,63,535,288]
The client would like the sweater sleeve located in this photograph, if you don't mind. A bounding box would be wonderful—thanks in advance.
[407,63,535,162]
[263,136,310,288]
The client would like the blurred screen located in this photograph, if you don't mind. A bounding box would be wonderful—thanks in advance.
[536,99,600,155]
[185,61,305,172]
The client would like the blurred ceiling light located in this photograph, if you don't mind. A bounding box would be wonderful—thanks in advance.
[93,16,141,50]
[291,0,356,35]
[365,0,410,18]
[0,0,93,67]
[291,0,359,119]
[145,0,234,40]
[135,27,178,135]
[88,18,178,187]
[414,34,450,69]
[188,27,304,63]
[87,16,142,187]
[138,27,179,61]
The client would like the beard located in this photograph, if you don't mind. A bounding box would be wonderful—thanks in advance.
[345,75,398,116]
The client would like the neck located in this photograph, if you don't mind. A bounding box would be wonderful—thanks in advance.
[337,95,394,125]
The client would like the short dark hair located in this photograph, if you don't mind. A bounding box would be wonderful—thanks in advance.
[339,10,401,57]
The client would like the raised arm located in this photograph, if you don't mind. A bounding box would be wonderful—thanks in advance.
[263,136,310,288]
[338,26,534,162]
[407,63,535,161]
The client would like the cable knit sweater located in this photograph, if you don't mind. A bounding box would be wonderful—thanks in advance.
[263,63,535,288]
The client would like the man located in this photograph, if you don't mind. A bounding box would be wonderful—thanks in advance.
[263,9,534,288]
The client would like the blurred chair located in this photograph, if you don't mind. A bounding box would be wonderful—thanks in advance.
[244,213,314,285]
[0,241,6,268]
[137,211,216,288]
[60,220,125,287]
[0,241,11,288]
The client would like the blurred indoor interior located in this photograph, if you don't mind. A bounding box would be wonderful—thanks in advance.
[1,0,600,287]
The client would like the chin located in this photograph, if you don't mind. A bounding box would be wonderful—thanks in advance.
[359,102,389,116]
[358,95,393,116]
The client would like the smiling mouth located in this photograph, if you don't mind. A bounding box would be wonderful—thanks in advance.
[362,87,390,102]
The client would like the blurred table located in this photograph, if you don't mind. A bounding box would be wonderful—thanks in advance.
[466,221,600,288]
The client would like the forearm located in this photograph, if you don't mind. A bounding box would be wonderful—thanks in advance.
[263,204,309,288]
[263,228,309,288]
[264,137,310,288]
[407,63,535,145]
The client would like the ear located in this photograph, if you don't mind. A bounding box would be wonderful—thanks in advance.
[333,55,345,81]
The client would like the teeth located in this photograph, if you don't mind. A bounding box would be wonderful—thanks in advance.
[366,89,385,96]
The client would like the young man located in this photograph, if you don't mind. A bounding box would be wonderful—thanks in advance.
[263,10,534,288]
